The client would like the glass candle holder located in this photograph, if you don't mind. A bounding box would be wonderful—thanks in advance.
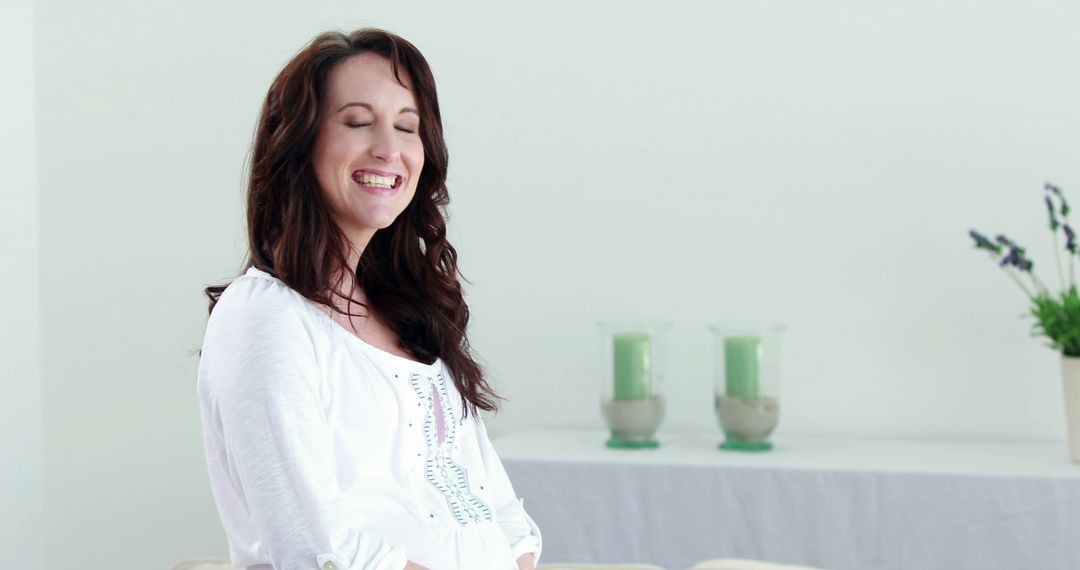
[709,322,785,451]
[596,320,671,449]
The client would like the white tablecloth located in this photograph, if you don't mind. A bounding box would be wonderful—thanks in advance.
[494,429,1080,570]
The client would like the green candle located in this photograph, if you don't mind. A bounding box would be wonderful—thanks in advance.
[613,332,651,401]
[725,336,762,400]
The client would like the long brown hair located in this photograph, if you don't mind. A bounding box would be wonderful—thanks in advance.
[205,29,499,416]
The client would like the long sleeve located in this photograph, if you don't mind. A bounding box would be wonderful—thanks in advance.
[198,282,409,570]
[473,415,542,563]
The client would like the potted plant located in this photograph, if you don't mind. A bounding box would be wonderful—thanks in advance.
[969,183,1080,463]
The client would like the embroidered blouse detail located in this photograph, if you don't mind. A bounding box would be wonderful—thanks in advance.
[409,372,494,526]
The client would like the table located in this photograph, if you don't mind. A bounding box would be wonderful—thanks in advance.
[494,429,1080,570]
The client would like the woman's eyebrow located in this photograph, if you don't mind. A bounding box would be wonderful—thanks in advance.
[336,101,419,116]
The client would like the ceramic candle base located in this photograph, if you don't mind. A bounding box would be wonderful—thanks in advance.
[715,394,779,451]
[602,395,665,449]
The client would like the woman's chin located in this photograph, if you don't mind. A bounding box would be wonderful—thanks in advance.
[364,214,405,232]
[349,205,407,231]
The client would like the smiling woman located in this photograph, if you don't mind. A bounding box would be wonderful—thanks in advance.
[196,29,541,570]
[312,53,424,252]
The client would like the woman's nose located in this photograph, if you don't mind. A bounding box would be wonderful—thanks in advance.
[368,124,400,162]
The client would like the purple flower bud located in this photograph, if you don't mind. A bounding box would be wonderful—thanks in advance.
[1047,182,1071,217]
[996,235,1025,256]
[1047,196,1061,230]
[969,229,1001,253]
[996,241,1035,273]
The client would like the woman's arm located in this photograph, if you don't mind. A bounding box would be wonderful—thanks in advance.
[199,290,410,570]
[471,415,542,564]
[516,553,537,570]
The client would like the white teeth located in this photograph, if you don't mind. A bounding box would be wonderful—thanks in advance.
[354,172,396,188]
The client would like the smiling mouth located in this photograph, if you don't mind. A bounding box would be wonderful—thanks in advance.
[352,170,402,190]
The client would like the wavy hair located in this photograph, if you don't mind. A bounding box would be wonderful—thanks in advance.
[205,29,499,416]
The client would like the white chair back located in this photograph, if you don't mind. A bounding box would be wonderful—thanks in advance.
[171,561,236,570]
[689,559,826,570]
[540,561,665,565]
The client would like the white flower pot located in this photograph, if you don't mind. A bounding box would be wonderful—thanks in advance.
[1061,356,1080,464]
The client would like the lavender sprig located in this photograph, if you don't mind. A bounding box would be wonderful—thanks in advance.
[1046,196,1060,230]
[969,230,1001,253]
[1045,182,1062,213]
[1000,246,1033,272]
[1000,234,1050,295]
[1046,182,1075,290]
[996,234,1035,273]
[969,230,1039,299]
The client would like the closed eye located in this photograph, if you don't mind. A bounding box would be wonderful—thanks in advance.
[345,122,371,128]
[396,126,417,134]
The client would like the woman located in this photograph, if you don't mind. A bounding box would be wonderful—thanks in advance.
[197,29,541,570]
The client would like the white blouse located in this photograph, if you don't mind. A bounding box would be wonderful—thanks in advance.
[197,268,541,570]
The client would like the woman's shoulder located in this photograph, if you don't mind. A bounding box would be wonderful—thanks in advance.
[199,267,329,381]
[198,268,329,406]
[208,267,322,334]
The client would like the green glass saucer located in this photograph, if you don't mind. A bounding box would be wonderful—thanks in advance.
[720,439,773,451]
[606,437,660,449]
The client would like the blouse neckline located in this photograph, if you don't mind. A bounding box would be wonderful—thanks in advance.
[243,267,443,375]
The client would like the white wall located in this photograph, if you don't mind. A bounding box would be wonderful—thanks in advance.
[1,0,41,568]
[29,1,1080,568]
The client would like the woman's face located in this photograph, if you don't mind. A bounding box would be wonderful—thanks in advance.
[312,52,425,248]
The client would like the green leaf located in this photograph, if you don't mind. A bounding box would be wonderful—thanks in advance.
[1030,288,1080,355]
